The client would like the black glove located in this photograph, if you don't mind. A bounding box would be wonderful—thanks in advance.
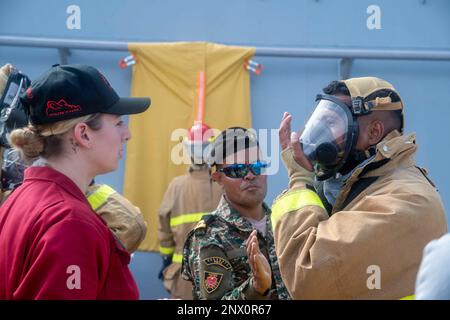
[158,255,172,280]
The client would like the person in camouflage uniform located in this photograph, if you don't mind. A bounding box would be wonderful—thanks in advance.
[181,127,290,300]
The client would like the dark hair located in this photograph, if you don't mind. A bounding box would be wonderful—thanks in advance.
[361,89,403,131]
[365,89,401,103]
[322,81,350,96]
[209,127,259,166]
[384,109,403,132]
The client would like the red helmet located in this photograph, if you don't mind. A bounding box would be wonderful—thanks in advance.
[187,122,215,143]
[183,122,215,164]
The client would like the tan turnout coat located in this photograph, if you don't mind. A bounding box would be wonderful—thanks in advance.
[272,131,447,299]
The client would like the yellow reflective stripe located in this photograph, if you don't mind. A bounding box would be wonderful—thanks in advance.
[159,246,175,255]
[87,185,116,210]
[170,212,208,227]
[172,253,183,264]
[271,189,325,227]
[400,295,415,300]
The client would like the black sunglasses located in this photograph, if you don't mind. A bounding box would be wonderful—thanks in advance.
[218,161,268,179]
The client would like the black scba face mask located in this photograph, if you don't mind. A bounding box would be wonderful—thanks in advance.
[0,69,31,148]
[300,94,359,181]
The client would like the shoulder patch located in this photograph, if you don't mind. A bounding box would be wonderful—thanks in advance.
[203,271,223,294]
[193,214,217,231]
[203,256,232,270]
[194,220,206,231]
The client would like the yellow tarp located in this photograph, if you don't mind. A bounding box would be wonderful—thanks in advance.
[124,42,254,251]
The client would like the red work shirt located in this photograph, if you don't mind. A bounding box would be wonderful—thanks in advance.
[0,167,139,300]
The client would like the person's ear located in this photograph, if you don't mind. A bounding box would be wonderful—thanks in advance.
[368,120,385,145]
[73,122,91,148]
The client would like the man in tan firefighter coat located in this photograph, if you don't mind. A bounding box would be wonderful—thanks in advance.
[249,77,447,299]
[158,123,223,299]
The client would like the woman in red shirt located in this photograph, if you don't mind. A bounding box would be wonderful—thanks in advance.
[0,64,150,299]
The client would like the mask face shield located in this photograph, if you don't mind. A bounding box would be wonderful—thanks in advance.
[300,94,358,180]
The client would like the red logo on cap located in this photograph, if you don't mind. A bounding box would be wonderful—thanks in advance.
[46,99,82,117]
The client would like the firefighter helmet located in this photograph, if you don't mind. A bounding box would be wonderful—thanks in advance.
[183,122,215,165]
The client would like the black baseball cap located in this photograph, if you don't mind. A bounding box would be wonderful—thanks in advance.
[20,64,151,125]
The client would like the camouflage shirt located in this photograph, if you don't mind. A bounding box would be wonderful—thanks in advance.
[181,196,290,300]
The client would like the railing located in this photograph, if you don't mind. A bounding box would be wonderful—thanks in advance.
[1,35,449,79]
